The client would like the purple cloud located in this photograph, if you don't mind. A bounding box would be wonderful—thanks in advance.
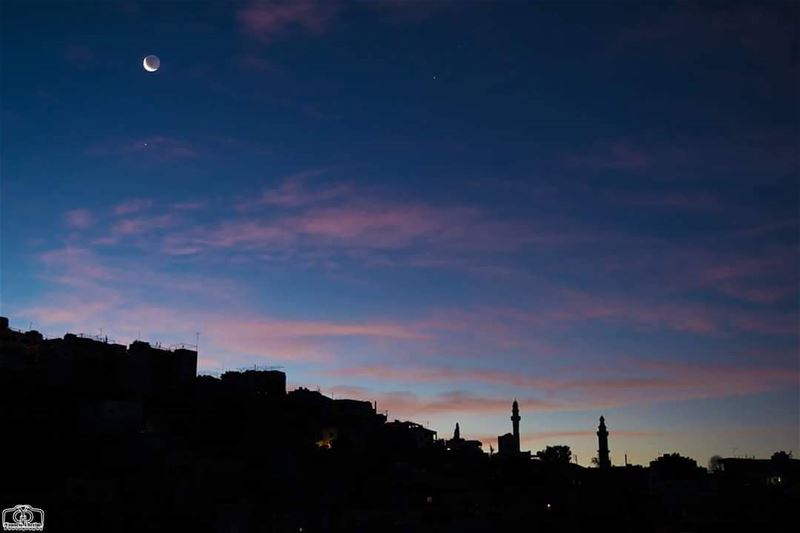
[63,208,93,229]
[237,0,340,40]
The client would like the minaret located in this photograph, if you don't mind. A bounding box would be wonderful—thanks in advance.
[454,422,461,440]
[597,416,611,469]
[511,399,521,453]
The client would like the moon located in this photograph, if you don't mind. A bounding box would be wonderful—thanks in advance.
[143,55,160,72]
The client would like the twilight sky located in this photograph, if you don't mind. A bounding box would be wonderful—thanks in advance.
[1,0,798,465]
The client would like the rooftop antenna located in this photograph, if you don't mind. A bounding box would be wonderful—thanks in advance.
[625,453,628,466]
[195,331,200,352]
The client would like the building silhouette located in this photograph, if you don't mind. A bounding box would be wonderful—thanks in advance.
[221,368,286,398]
[446,422,483,453]
[383,420,438,451]
[1,315,798,532]
[597,415,611,469]
[498,399,521,456]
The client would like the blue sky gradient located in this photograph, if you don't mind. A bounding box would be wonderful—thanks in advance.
[1,0,798,465]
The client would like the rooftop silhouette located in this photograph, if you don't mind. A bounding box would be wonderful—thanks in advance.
[1,316,797,531]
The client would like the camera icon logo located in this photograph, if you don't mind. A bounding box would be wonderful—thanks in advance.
[2,505,44,531]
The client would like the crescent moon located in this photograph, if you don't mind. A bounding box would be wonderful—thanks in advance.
[143,55,160,72]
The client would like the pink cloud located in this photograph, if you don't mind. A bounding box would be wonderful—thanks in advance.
[215,318,428,342]
[696,252,797,304]
[701,255,783,283]
[551,291,719,334]
[631,360,799,399]
[112,213,179,237]
[288,204,476,247]
[33,244,235,304]
[125,174,602,267]
[326,365,676,394]
[165,196,554,260]
[22,245,432,365]
[20,296,428,366]
[587,245,797,306]
[715,284,795,305]
[491,287,797,338]
[326,358,798,409]
[38,247,116,286]
[728,311,798,336]
[21,226,798,418]
[114,198,153,216]
[22,300,115,328]
[237,0,339,40]
[171,200,206,211]
[439,296,720,337]
[64,209,93,229]
[323,388,573,419]
[254,169,348,208]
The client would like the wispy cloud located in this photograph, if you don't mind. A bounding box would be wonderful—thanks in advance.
[163,174,581,262]
[237,0,340,40]
[111,213,180,237]
[253,169,348,208]
[64,208,93,229]
[324,388,575,419]
[20,242,432,366]
[38,246,116,288]
[161,202,543,259]
[324,359,798,409]
[697,251,798,305]
[113,198,153,216]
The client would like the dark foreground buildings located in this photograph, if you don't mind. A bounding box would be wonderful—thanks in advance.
[1,317,797,532]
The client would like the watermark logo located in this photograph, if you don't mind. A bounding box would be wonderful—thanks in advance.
[2,505,44,531]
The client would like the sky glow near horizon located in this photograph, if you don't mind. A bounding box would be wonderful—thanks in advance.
[1,0,798,466]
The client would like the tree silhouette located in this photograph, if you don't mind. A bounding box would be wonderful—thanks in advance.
[537,445,572,465]
[771,450,792,462]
